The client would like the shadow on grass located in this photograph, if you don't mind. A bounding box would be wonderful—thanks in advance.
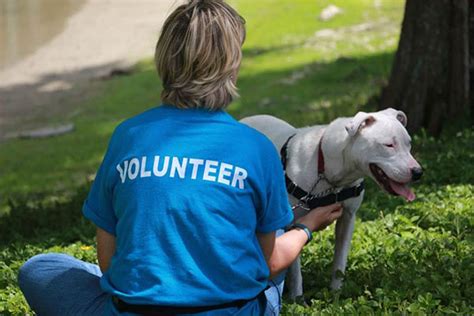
[0,184,95,247]
[1,51,395,197]
[0,61,131,140]
[232,50,394,126]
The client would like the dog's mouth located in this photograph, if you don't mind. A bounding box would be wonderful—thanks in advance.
[369,163,416,202]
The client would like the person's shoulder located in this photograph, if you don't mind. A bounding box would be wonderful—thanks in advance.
[112,107,159,137]
[120,107,159,128]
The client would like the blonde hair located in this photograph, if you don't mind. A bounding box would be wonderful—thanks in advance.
[155,0,246,110]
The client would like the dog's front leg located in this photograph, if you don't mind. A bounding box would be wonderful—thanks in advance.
[330,195,363,290]
[286,255,304,301]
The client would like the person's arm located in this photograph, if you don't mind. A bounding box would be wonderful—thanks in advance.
[258,203,342,278]
[257,229,308,278]
[96,227,116,273]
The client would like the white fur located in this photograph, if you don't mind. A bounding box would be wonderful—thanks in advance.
[240,108,420,298]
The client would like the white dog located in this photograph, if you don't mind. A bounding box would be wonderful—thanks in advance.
[241,108,422,299]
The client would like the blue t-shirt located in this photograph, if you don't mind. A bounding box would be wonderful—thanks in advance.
[83,104,293,310]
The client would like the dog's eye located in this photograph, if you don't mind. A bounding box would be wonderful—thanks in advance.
[384,144,394,148]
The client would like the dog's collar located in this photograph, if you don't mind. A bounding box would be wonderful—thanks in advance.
[280,134,364,210]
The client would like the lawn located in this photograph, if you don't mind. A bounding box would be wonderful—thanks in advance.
[1,0,473,314]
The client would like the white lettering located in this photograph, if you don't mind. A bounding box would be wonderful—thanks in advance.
[231,167,248,189]
[116,155,248,190]
[189,158,204,179]
[140,156,151,178]
[116,160,128,183]
[218,163,233,185]
[153,156,169,177]
[170,157,188,178]
[203,160,219,182]
[128,158,140,180]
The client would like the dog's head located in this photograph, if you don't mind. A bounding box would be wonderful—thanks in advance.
[345,108,422,201]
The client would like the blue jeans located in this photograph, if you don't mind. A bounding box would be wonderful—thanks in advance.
[18,253,286,316]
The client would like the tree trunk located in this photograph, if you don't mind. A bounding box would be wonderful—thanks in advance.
[470,0,474,123]
[380,0,470,136]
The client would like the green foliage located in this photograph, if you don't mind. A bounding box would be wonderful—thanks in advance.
[0,186,97,315]
[1,0,473,315]
[292,186,473,314]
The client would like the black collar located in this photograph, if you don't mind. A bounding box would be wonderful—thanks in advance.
[280,134,365,210]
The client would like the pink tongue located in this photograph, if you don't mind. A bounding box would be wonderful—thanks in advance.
[389,180,416,202]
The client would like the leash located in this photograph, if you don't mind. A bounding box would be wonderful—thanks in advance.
[280,134,365,212]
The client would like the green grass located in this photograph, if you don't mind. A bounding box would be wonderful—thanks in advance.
[1,0,473,314]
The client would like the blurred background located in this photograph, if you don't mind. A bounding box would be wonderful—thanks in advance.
[0,0,472,314]
[0,0,83,70]
[0,0,174,140]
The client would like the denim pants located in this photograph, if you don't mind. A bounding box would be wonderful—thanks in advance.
[18,253,286,316]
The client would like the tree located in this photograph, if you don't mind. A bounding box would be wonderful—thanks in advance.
[379,0,470,136]
[470,0,474,121]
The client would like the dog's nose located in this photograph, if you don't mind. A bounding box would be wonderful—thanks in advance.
[411,167,423,181]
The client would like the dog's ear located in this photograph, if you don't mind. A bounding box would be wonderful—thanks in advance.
[345,112,375,137]
[379,108,407,127]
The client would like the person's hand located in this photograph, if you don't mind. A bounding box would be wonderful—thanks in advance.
[298,203,343,232]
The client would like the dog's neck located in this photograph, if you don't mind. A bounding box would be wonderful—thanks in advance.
[286,118,365,191]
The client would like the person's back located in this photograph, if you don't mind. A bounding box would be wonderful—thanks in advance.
[89,104,292,308]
